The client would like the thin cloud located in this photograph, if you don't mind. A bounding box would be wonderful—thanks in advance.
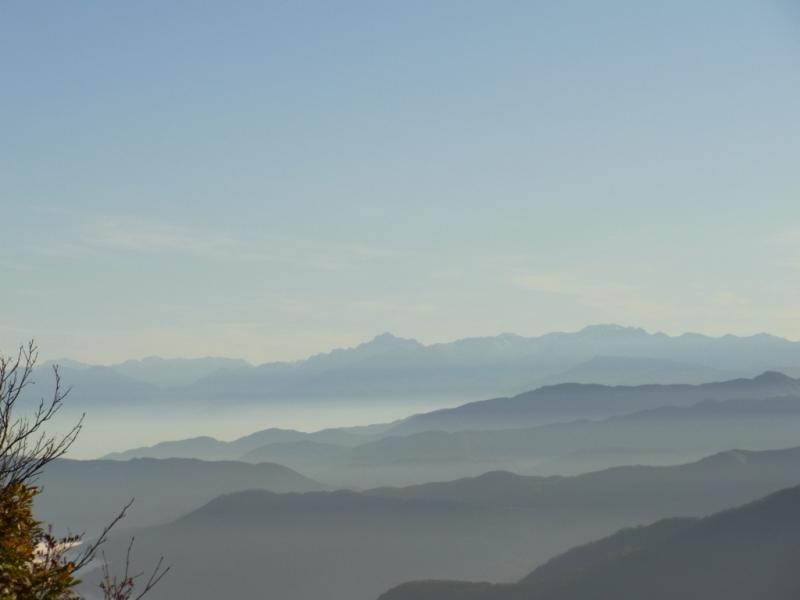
[349,300,438,315]
[76,217,407,273]
[771,229,800,271]
[513,272,633,299]
[81,217,242,258]
[0,258,31,272]
[512,271,674,318]
[710,291,752,308]
[771,229,800,245]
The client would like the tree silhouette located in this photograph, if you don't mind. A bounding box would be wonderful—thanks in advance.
[0,342,168,599]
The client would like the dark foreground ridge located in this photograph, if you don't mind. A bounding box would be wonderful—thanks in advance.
[379,483,800,600]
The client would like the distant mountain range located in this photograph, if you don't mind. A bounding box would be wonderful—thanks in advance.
[379,482,800,600]
[105,372,800,486]
[43,356,250,388]
[84,445,800,600]
[366,446,800,517]
[34,325,800,411]
[182,325,800,402]
[388,370,800,434]
[330,391,800,481]
[103,426,379,461]
[534,355,736,386]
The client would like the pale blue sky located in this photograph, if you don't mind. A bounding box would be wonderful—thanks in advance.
[2,1,800,363]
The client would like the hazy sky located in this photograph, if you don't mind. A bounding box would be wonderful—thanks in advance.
[2,1,800,364]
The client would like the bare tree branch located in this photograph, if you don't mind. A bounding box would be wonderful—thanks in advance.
[74,499,135,571]
[0,342,169,600]
[0,342,82,486]
[98,537,170,600]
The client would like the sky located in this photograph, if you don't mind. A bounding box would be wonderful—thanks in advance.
[2,1,800,364]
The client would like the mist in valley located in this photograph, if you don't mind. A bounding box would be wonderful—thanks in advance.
[4,1,800,599]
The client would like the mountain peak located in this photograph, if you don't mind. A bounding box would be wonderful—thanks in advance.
[373,332,402,342]
[577,324,648,337]
[753,370,795,384]
[364,332,422,348]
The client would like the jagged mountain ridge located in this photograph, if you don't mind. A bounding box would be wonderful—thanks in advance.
[37,326,800,409]
[184,326,800,401]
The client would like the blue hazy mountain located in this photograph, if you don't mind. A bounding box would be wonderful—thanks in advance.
[103,427,379,461]
[38,326,800,410]
[238,389,800,486]
[351,392,800,466]
[379,483,800,600]
[109,356,252,387]
[389,370,800,434]
[86,446,800,600]
[42,355,251,389]
[35,457,323,534]
[104,371,800,461]
[105,373,800,487]
[535,355,735,386]
[30,364,160,407]
[183,326,800,402]
[366,446,800,515]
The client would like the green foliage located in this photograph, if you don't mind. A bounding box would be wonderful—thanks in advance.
[0,482,80,600]
[0,342,167,600]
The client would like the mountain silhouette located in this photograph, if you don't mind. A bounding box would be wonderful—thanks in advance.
[35,326,800,411]
[36,457,323,533]
[380,483,800,600]
[389,370,800,434]
[83,446,800,600]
